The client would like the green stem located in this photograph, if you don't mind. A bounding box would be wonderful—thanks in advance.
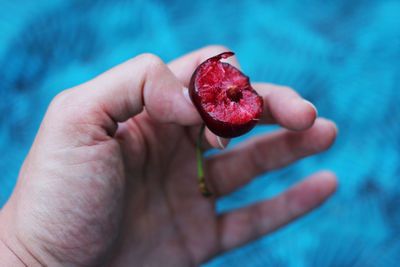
[197,124,212,197]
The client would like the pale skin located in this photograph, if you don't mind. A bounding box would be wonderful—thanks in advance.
[0,46,338,266]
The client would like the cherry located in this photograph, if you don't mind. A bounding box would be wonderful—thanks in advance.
[189,52,263,196]
[189,52,263,138]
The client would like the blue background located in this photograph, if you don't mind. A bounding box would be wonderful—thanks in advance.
[1,0,400,266]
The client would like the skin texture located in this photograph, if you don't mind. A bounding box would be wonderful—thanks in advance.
[0,46,338,266]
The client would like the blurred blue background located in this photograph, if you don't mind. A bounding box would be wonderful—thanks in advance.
[1,0,400,266]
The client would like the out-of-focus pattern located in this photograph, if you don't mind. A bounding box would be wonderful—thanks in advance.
[1,0,400,265]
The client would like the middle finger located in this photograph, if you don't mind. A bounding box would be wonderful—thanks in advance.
[204,118,337,197]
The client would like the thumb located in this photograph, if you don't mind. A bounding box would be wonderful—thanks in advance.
[48,53,201,137]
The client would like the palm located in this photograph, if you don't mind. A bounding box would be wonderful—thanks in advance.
[13,113,214,266]
[110,112,219,266]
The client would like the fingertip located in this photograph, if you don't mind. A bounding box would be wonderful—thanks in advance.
[298,170,338,208]
[205,128,231,150]
[306,170,338,198]
[182,86,192,104]
[315,169,337,178]
[217,136,231,150]
[303,99,317,112]
[266,89,317,131]
[303,100,318,120]
[310,118,338,151]
[285,98,318,131]
[313,170,338,195]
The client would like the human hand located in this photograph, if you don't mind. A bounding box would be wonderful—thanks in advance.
[0,46,337,266]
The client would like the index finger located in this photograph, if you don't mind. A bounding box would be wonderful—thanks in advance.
[254,83,318,130]
[169,46,317,133]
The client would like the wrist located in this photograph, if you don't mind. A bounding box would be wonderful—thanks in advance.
[0,237,25,266]
[0,201,46,266]
[0,203,25,266]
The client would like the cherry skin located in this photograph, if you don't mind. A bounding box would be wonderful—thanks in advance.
[189,52,263,138]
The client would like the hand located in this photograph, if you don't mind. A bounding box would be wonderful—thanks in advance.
[0,46,337,266]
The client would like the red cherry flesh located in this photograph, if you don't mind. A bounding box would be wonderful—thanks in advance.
[189,52,263,138]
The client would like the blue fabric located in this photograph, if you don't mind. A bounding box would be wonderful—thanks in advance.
[1,0,400,265]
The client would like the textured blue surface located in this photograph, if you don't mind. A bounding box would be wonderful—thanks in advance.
[1,0,400,265]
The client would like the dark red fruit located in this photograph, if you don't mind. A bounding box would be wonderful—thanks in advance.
[189,52,263,138]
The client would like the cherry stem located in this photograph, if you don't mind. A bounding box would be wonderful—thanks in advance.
[197,124,212,197]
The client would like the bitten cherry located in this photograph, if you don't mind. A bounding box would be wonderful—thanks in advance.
[189,52,263,138]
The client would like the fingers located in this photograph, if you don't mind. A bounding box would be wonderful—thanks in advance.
[50,53,201,136]
[191,81,318,150]
[169,46,317,150]
[216,171,337,253]
[169,47,316,132]
[253,82,318,130]
[206,118,337,197]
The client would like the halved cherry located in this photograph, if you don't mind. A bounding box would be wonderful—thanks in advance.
[189,52,263,197]
[189,52,263,138]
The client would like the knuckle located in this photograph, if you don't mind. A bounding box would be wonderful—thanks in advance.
[49,89,74,111]
[137,53,165,70]
[45,89,79,126]
[134,53,168,81]
[48,88,88,121]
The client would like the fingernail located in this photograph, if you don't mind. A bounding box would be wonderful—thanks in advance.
[303,100,318,116]
[182,86,192,104]
[332,122,339,135]
[217,136,230,149]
